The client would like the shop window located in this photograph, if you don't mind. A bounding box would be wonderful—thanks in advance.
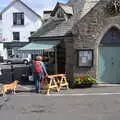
[77,49,93,67]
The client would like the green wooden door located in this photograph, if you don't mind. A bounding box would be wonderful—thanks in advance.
[99,46,120,83]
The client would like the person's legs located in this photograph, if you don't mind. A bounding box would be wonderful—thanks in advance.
[40,73,44,90]
[34,73,40,92]
[38,73,43,92]
[35,73,43,93]
[34,73,44,93]
[37,74,41,92]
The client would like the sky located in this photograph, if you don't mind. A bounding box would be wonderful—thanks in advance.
[0,0,69,16]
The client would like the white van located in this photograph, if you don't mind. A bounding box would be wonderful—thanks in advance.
[6,54,31,64]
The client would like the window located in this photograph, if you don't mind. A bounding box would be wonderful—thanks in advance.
[13,12,24,25]
[13,32,20,40]
[77,49,93,67]
[8,49,12,57]
[57,11,64,18]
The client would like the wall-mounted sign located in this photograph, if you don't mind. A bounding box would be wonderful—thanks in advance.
[77,49,93,67]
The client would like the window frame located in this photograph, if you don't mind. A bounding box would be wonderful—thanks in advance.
[13,12,24,25]
[13,32,20,41]
[7,49,12,57]
[77,49,94,68]
[57,9,64,18]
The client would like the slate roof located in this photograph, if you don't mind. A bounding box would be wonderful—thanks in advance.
[31,17,74,38]
[60,4,73,15]
[67,0,100,18]
[30,0,100,40]
[51,2,73,16]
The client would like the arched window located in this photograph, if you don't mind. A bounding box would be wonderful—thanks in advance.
[101,26,120,44]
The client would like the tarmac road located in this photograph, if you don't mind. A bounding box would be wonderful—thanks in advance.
[0,87,120,120]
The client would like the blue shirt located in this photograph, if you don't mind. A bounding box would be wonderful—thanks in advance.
[40,61,47,74]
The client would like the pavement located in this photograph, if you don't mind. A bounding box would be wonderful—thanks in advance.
[16,83,120,96]
[96,83,120,87]
[17,83,120,92]
[1,82,120,95]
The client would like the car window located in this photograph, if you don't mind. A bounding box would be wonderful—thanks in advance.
[16,55,19,58]
[19,55,22,58]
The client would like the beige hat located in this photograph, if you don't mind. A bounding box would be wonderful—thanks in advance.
[36,56,42,61]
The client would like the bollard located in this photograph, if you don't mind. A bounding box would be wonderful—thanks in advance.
[11,64,14,81]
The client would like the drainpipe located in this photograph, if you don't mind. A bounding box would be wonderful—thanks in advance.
[55,47,57,74]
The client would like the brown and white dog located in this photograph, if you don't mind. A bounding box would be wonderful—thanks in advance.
[0,80,19,96]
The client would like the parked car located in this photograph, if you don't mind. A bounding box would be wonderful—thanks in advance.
[6,55,31,64]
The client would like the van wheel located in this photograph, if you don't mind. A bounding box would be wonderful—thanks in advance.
[24,60,28,64]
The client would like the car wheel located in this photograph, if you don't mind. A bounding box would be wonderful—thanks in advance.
[24,60,28,64]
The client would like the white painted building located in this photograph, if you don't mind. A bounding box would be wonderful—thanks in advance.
[0,0,42,59]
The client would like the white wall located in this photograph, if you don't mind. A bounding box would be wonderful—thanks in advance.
[2,1,42,42]
[0,43,4,56]
[3,48,7,60]
[0,20,3,41]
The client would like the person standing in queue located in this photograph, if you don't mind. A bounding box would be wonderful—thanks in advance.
[33,56,48,93]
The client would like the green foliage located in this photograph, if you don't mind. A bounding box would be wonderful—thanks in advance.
[85,74,97,84]
[73,73,97,87]
[74,77,81,85]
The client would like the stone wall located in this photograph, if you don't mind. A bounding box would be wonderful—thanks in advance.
[69,0,120,78]
[64,37,74,85]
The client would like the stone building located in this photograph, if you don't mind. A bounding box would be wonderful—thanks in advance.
[29,0,120,83]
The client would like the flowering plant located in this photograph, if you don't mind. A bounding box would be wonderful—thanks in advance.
[73,72,97,88]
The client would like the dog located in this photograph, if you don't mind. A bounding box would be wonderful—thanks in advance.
[0,80,19,96]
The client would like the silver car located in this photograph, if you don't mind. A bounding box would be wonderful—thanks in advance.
[6,55,31,64]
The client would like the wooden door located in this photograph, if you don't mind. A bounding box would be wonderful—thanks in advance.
[99,46,120,83]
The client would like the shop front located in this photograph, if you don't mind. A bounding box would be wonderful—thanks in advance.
[18,40,65,74]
